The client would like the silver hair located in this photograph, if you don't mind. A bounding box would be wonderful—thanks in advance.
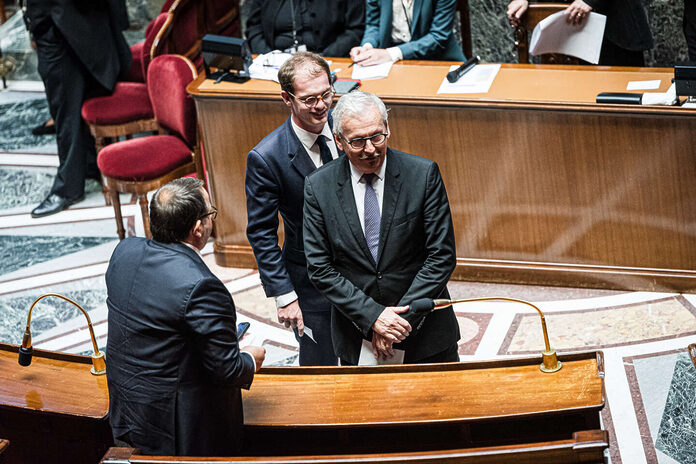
[332,91,389,136]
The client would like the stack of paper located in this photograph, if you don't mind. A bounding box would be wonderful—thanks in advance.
[248,51,293,82]
[351,61,394,80]
[437,64,501,94]
[529,11,606,64]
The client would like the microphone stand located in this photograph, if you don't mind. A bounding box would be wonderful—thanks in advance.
[430,296,562,373]
[19,293,106,375]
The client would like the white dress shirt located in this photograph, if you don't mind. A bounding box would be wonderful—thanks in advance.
[290,118,339,168]
[349,154,388,234]
[363,0,413,62]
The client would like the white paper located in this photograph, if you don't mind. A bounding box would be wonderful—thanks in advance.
[303,326,316,344]
[249,51,293,82]
[627,80,661,91]
[529,11,606,64]
[358,339,405,365]
[351,61,393,80]
[641,83,677,106]
[436,64,501,94]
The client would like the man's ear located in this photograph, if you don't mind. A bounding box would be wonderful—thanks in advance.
[334,132,345,152]
[281,91,293,109]
[191,219,203,238]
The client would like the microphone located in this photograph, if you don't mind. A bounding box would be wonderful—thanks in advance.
[408,296,562,373]
[19,293,106,375]
[446,55,480,83]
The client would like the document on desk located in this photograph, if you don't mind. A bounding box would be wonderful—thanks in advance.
[249,51,293,82]
[358,339,405,365]
[437,64,500,94]
[351,61,393,80]
[529,11,606,64]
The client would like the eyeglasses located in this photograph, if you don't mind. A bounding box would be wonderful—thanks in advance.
[287,88,335,107]
[199,206,218,221]
[341,133,388,150]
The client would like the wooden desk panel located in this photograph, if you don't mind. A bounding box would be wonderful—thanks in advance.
[190,61,696,291]
[0,344,112,464]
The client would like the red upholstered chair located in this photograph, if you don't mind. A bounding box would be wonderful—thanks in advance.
[81,12,170,152]
[97,55,203,240]
[124,0,177,83]
[205,0,241,37]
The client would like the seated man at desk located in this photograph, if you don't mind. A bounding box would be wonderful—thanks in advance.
[105,177,265,456]
[349,0,466,66]
[245,0,364,56]
[303,91,461,365]
[506,0,653,66]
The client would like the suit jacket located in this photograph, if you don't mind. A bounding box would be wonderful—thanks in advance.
[25,0,131,91]
[245,0,365,56]
[578,0,653,51]
[246,116,340,312]
[105,238,255,456]
[303,149,460,364]
[361,0,466,61]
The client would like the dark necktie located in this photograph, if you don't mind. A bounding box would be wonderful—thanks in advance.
[316,135,333,166]
[362,173,380,262]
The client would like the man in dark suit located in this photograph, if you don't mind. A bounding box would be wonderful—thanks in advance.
[245,0,364,56]
[303,91,460,365]
[245,52,339,366]
[105,177,265,456]
[24,0,131,217]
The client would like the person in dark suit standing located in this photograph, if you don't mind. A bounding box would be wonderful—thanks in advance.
[24,0,131,217]
[507,0,653,66]
[245,52,340,366]
[245,0,364,56]
[105,177,265,456]
[303,91,460,365]
[349,0,466,66]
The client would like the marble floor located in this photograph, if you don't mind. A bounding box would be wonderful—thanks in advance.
[0,83,695,463]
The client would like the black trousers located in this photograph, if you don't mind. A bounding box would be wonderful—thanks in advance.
[35,21,101,199]
[598,39,645,67]
[685,0,696,62]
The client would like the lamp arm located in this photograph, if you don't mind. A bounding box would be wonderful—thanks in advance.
[21,293,105,375]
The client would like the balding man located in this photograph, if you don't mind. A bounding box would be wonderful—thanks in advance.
[106,177,265,456]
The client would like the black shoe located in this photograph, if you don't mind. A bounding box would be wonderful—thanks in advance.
[31,194,84,218]
[31,122,57,136]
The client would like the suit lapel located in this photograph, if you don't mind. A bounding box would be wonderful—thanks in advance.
[411,0,424,36]
[286,118,317,179]
[377,149,402,265]
[336,158,375,265]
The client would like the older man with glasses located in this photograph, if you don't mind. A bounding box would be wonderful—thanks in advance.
[302,91,460,366]
[245,51,342,366]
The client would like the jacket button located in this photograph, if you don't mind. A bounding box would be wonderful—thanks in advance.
[377,272,382,279]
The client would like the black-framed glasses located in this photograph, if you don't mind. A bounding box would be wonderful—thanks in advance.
[341,133,388,150]
[287,87,335,107]
[200,206,217,221]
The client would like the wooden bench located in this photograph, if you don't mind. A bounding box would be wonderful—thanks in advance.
[101,430,609,464]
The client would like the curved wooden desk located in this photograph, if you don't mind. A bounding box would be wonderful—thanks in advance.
[0,341,604,460]
[0,343,112,464]
[189,60,696,292]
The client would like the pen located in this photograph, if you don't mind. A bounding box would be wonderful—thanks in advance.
[348,62,355,68]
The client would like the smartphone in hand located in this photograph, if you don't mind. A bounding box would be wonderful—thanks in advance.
[237,322,250,339]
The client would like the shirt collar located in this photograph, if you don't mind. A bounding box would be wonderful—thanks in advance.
[182,241,203,257]
[290,117,333,150]
[349,152,388,185]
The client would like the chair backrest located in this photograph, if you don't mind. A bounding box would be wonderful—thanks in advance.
[147,54,198,147]
[204,0,241,37]
[515,3,579,64]
[152,0,206,65]
[142,12,171,79]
